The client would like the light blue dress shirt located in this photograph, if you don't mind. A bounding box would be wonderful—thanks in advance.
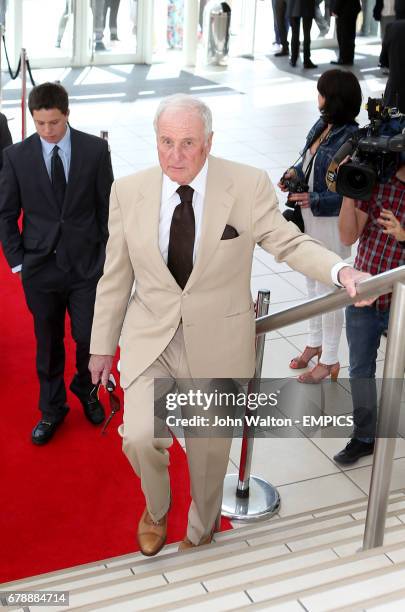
[40,124,71,180]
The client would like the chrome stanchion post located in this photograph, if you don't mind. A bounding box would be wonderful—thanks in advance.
[363,280,405,550]
[237,291,270,496]
[20,48,27,140]
[222,289,281,520]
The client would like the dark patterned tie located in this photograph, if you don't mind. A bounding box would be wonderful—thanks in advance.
[167,185,195,289]
[51,145,66,209]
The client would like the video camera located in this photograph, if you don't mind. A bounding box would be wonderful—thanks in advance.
[326,98,405,200]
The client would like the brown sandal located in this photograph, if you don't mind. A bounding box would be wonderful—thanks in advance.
[298,361,340,384]
[289,346,321,370]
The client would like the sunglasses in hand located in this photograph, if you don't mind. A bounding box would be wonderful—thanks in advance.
[90,374,121,435]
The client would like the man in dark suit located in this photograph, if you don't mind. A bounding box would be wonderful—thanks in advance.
[0,82,114,445]
[286,0,317,68]
[274,0,290,57]
[330,0,361,65]
[380,19,405,112]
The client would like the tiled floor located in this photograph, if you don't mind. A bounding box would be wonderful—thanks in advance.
[1,40,402,523]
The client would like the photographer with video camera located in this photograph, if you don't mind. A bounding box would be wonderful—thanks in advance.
[278,69,362,384]
[330,100,405,464]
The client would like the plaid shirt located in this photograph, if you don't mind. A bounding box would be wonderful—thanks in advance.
[355,176,405,310]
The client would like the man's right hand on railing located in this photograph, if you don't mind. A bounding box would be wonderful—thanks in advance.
[338,267,375,307]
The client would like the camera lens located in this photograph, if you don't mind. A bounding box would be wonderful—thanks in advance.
[336,163,376,200]
[347,169,368,193]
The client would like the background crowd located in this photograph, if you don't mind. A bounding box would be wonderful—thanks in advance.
[272,0,405,68]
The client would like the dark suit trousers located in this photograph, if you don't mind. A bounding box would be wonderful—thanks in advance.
[290,16,313,63]
[103,0,120,35]
[22,258,99,423]
[336,12,358,64]
[275,0,289,49]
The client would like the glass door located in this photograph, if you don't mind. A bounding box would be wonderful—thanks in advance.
[89,0,140,65]
[1,0,144,69]
[151,0,184,64]
[21,0,75,66]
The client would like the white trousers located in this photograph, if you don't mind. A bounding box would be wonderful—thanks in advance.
[305,277,344,365]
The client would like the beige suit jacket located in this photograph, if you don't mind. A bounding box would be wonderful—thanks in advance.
[90,155,342,388]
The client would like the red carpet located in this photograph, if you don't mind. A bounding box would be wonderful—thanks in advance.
[0,251,231,584]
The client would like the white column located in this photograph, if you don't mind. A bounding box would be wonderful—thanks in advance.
[72,0,92,67]
[183,0,199,67]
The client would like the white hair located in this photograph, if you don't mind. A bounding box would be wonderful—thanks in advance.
[153,94,213,141]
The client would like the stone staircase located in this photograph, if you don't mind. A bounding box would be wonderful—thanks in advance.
[5,490,405,611]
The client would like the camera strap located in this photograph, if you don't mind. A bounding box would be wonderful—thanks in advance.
[303,150,317,184]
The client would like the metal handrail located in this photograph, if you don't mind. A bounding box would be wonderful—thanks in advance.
[256,266,405,335]
[254,264,405,551]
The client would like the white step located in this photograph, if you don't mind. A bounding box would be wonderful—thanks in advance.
[300,562,405,612]
[163,545,405,612]
[246,554,392,604]
[366,592,405,611]
[4,489,405,612]
[28,521,405,611]
[6,490,404,593]
[1,512,390,597]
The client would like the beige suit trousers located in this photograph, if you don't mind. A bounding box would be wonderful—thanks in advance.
[120,325,233,545]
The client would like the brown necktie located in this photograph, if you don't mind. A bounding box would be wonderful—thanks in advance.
[167,185,195,289]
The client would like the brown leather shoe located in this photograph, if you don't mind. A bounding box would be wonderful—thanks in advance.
[137,507,168,556]
[178,528,215,551]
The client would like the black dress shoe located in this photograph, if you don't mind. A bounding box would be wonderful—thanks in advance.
[333,438,374,465]
[70,375,105,425]
[330,59,353,66]
[95,41,108,51]
[32,409,68,445]
[304,60,318,69]
[275,47,289,57]
[289,59,297,67]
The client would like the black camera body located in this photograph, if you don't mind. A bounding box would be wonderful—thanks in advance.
[327,98,405,200]
[279,169,306,232]
[280,171,309,209]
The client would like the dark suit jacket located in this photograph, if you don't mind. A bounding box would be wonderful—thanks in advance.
[0,112,12,170]
[380,20,405,112]
[0,127,113,281]
[374,0,384,20]
[330,0,361,15]
[286,0,315,18]
[395,0,405,18]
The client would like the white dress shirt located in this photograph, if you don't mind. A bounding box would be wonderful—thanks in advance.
[159,159,208,264]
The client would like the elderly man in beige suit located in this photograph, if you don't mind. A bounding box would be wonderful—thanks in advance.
[89,94,369,557]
